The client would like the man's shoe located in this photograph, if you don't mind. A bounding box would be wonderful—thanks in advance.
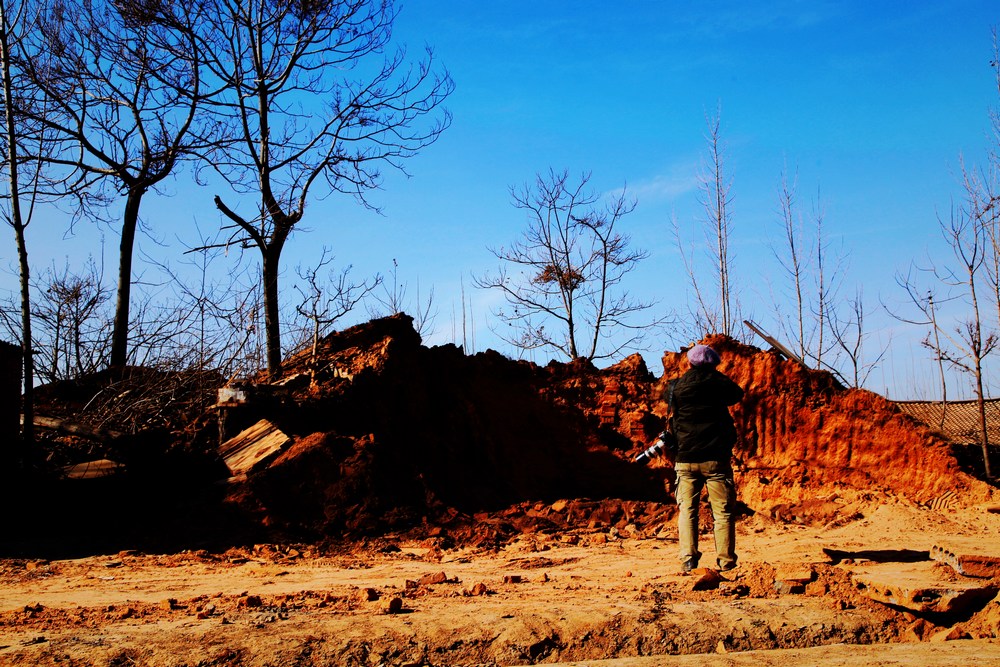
[718,561,737,572]
[682,559,698,573]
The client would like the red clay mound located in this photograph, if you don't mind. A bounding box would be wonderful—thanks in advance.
[222,317,995,541]
[226,315,669,538]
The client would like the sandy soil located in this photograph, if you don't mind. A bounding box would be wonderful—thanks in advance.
[2,497,999,666]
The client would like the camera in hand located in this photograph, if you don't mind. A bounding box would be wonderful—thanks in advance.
[633,431,676,463]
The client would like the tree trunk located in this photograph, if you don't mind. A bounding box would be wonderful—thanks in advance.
[16,227,32,449]
[262,245,283,379]
[0,0,33,451]
[928,295,948,429]
[109,189,143,371]
[975,363,994,478]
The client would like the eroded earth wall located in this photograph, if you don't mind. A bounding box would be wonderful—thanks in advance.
[225,317,995,539]
[659,334,996,509]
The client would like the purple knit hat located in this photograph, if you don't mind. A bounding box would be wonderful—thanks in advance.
[687,344,721,367]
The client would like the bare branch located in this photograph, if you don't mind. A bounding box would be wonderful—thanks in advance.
[476,169,671,362]
[199,0,453,377]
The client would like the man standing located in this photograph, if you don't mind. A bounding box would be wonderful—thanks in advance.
[670,344,744,572]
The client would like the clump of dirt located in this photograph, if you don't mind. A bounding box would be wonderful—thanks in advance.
[222,315,670,541]
[964,591,1000,638]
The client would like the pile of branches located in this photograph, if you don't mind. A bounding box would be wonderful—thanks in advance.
[75,367,225,436]
[31,365,227,470]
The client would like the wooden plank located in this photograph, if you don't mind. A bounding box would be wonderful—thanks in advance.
[743,319,808,368]
[29,415,125,442]
[219,419,291,476]
[219,419,277,457]
[62,459,124,480]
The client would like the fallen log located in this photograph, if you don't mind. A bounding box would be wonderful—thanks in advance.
[24,414,125,442]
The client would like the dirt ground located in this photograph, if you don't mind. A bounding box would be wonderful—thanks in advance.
[2,495,999,666]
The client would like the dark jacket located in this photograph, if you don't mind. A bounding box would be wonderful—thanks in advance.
[669,366,744,463]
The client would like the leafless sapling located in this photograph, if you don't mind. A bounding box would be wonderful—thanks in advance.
[828,286,888,389]
[29,258,111,383]
[293,248,380,379]
[476,169,669,363]
[895,199,997,479]
[675,105,743,340]
[367,258,436,339]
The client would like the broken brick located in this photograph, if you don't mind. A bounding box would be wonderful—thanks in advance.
[418,571,448,586]
[774,580,805,595]
[691,568,723,591]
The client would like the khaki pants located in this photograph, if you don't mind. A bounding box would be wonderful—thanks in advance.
[675,460,737,569]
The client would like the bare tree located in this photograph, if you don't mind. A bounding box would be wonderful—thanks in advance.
[30,258,112,383]
[889,275,951,403]
[293,248,380,372]
[769,164,846,369]
[812,192,836,369]
[0,0,69,447]
[896,196,997,478]
[16,0,213,371]
[0,0,34,448]
[981,32,1000,337]
[675,106,743,339]
[828,286,888,388]
[956,170,999,480]
[367,258,436,338]
[774,166,807,361]
[698,105,737,336]
[476,169,668,362]
[199,0,453,378]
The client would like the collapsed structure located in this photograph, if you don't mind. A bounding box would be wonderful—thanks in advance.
[212,315,996,542]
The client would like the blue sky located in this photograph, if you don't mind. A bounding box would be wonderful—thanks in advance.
[5,1,1000,399]
[362,1,1000,397]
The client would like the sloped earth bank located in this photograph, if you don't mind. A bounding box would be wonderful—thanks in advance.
[2,314,1000,664]
[2,501,1000,665]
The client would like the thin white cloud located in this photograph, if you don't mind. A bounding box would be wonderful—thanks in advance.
[609,162,701,204]
[675,0,844,37]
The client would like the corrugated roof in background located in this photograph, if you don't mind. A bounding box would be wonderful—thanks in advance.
[894,398,1000,444]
